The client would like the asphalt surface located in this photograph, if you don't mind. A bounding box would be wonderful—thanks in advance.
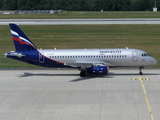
[1,18,160,25]
[0,69,160,120]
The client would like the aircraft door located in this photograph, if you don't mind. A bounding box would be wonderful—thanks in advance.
[39,52,45,63]
[132,51,138,62]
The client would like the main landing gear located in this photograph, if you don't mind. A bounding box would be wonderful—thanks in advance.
[139,67,144,75]
[80,71,86,77]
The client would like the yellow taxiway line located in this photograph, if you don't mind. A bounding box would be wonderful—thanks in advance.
[138,75,154,120]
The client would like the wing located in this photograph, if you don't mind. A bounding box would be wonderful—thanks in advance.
[64,61,113,68]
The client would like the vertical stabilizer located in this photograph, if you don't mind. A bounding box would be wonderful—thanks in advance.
[9,23,37,51]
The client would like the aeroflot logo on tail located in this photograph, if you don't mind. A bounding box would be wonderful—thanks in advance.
[10,30,36,48]
[99,51,122,53]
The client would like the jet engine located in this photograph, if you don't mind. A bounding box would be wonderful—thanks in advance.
[86,66,109,75]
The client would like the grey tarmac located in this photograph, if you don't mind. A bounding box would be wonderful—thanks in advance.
[0,69,160,120]
[1,18,160,25]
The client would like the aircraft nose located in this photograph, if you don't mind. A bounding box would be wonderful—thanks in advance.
[152,58,157,65]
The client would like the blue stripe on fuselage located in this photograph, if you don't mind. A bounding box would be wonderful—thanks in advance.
[6,50,67,68]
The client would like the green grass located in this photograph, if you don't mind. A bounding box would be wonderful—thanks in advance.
[0,25,160,68]
[0,11,160,19]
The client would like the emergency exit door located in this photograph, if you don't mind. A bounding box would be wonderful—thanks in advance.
[132,51,138,62]
[39,52,45,63]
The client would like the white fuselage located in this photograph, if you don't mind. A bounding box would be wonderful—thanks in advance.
[38,48,157,67]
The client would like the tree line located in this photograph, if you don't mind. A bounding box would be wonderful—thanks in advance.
[0,0,159,11]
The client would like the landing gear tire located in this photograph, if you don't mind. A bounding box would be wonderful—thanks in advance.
[139,67,143,75]
[80,71,86,77]
[139,72,143,75]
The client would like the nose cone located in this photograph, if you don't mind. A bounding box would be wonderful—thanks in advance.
[151,58,157,65]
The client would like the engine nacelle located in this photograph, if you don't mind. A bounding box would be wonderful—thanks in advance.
[86,66,109,75]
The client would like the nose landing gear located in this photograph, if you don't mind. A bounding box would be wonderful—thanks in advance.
[139,67,144,75]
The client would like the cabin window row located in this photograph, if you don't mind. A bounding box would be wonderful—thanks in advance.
[49,55,127,58]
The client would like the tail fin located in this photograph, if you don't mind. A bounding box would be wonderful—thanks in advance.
[9,23,37,52]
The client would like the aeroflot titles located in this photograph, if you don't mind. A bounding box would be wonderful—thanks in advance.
[99,51,122,54]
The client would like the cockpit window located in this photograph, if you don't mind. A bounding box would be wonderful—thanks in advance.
[146,53,150,56]
[141,53,150,57]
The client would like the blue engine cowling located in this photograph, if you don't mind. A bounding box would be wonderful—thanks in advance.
[86,66,109,75]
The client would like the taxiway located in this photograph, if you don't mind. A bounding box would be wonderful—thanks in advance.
[1,18,160,25]
[0,69,160,120]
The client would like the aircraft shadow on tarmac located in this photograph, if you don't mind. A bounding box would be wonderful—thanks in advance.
[20,72,79,77]
[70,74,113,82]
[19,72,113,82]
[19,72,160,82]
[19,72,112,78]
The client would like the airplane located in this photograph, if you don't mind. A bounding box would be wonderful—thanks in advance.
[4,23,157,77]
